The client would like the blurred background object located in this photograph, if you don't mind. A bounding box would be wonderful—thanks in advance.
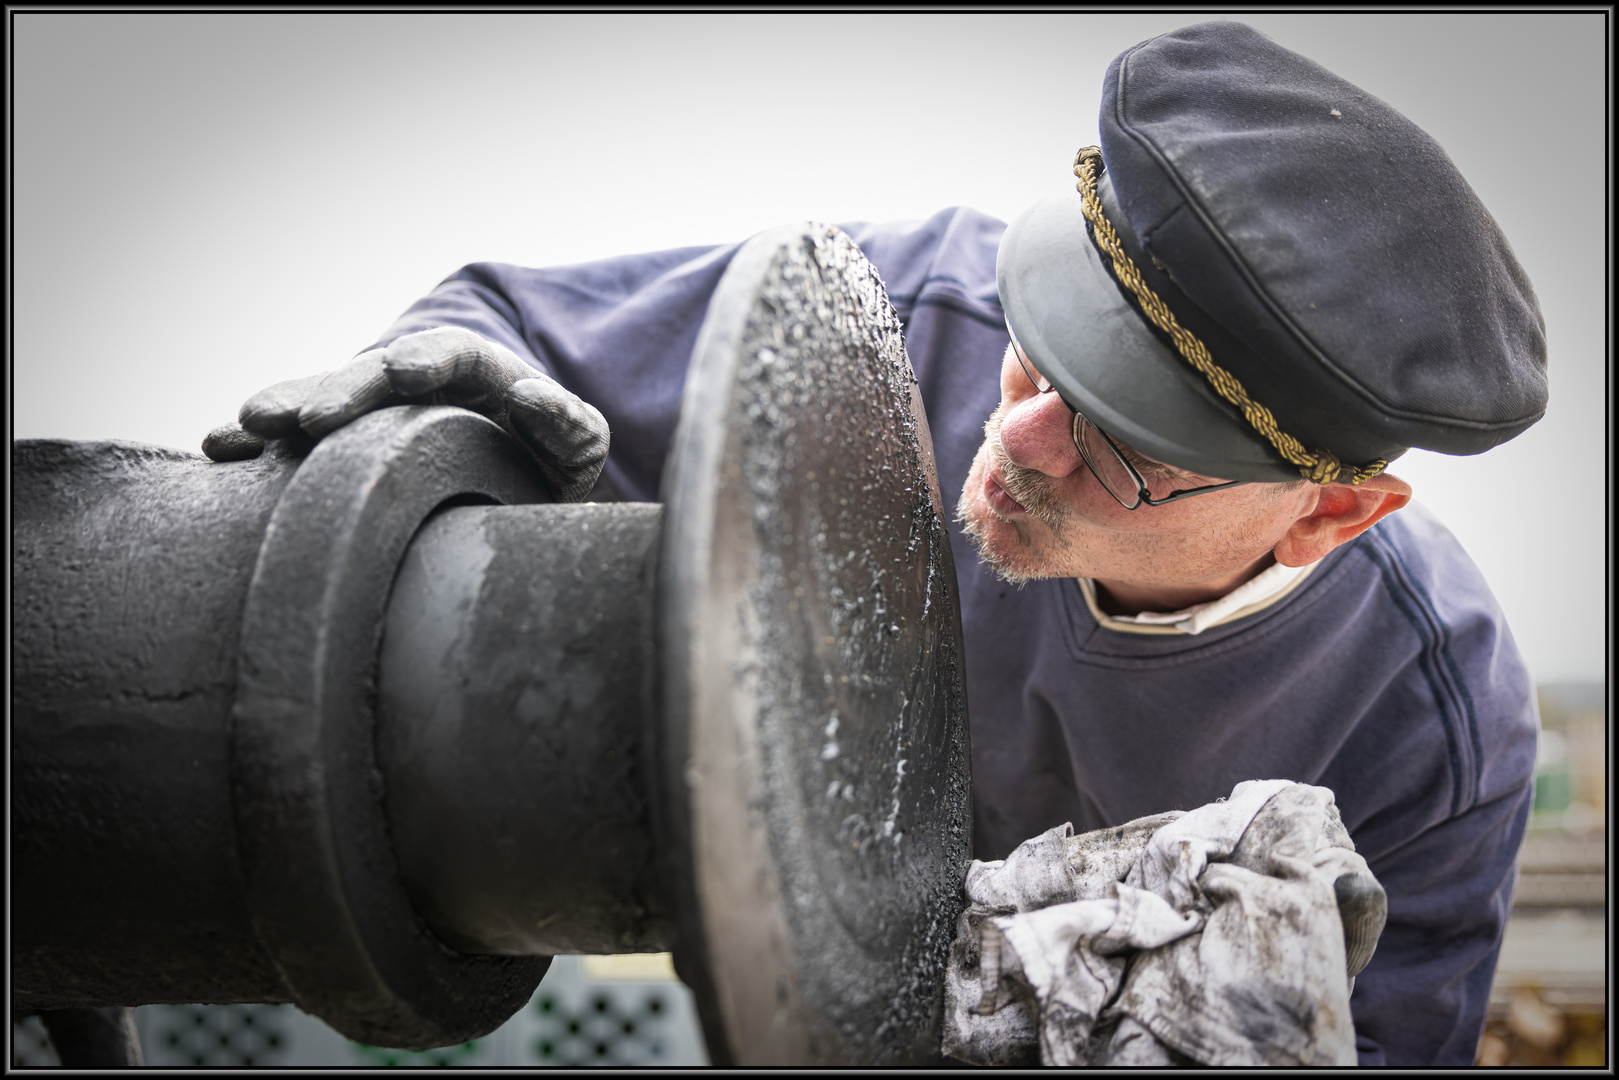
[1475,681,1608,1067]
[12,955,707,1068]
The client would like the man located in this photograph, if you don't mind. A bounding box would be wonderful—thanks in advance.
[204,23,1544,1066]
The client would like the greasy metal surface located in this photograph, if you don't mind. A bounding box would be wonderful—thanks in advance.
[378,502,670,957]
[12,439,302,1010]
[229,406,552,1049]
[658,224,972,1065]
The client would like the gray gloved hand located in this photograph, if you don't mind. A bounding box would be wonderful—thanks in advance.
[202,326,610,502]
[1333,870,1388,980]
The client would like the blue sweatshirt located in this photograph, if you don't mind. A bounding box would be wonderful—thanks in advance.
[371,208,1538,1067]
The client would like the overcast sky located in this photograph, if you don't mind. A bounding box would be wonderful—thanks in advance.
[12,12,1608,684]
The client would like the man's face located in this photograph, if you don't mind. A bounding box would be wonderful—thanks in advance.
[955,345,1316,594]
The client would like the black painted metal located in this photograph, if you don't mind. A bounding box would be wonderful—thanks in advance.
[377,502,669,957]
[656,224,972,1066]
[11,223,970,1065]
[35,1007,144,1067]
[14,411,553,1049]
[229,406,553,1049]
[13,439,303,1009]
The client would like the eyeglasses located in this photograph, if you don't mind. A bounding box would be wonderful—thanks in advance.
[1011,342,1248,510]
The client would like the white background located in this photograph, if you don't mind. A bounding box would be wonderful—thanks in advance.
[12,12,1608,683]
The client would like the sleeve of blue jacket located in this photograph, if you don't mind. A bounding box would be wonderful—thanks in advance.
[366,241,742,503]
[364,208,1011,504]
[1332,513,1539,1066]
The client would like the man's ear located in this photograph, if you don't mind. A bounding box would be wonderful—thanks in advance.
[1273,473,1412,567]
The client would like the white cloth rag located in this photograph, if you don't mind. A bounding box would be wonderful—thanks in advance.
[942,779,1385,1067]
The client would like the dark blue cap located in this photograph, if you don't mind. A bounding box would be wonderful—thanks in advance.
[997,21,1548,483]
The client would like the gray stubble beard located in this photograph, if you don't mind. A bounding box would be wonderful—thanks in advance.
[954,404,1077,586]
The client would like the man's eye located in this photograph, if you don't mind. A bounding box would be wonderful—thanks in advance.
[1120,444,1201,487]
[1120,445,1173,477]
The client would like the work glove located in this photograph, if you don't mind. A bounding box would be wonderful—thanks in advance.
[1333,869,1388,980]
[201,326,610,503]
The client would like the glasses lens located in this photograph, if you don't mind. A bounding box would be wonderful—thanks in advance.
[1075,415,1146,509]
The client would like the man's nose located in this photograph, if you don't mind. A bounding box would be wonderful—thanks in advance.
[999,390,1083,477]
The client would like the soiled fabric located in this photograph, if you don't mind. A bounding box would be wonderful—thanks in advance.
[364,209,1537,1063]
[943,780,1383,1067]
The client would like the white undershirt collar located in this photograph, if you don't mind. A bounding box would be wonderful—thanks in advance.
[1079,558,1322,636]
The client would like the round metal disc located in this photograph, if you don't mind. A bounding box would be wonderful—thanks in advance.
[657,224,972,1066]
[231,406,552,1049]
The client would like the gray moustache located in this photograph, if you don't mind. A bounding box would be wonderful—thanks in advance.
[990,441,1067,532]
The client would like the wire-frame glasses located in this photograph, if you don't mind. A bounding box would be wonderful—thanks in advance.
[1011,341,1248,510]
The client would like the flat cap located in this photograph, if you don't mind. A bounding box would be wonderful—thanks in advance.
[997,21,1548,483]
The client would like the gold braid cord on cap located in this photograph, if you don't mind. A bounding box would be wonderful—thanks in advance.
[1073,146,1387,486]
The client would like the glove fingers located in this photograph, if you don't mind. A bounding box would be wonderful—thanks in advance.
[1334,871,1388,978]
[383,326,534,402]
[299,350,398,439]
[202,422,266,462]
[239,372,330,438]
[506,378,611,502]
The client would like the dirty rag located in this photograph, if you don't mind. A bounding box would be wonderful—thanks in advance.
[943,779,1386,1067]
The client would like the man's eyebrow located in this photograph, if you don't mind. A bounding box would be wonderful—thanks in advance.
[1113,435,1195,476]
